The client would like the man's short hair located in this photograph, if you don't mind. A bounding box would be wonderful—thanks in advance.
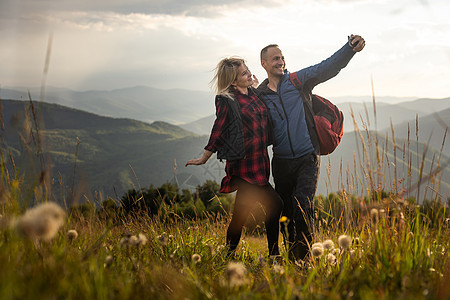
[260,44,279,61]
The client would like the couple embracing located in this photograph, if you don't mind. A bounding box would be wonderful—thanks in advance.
[186,35,365,261]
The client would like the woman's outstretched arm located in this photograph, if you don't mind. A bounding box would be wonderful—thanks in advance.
[185,150,213,166]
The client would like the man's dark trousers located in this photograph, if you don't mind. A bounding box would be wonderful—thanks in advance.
[272,152,320,261]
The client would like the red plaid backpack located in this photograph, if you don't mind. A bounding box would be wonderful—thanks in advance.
[289,72,344,155]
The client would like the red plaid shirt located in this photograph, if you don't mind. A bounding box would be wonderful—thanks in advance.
[205,88,270,193]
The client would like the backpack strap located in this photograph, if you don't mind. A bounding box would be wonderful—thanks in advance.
[288,72,321,154]
[289,72,314,117]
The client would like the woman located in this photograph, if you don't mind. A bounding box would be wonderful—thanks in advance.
[185,57,283,257]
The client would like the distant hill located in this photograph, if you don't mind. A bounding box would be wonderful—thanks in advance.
[2,99,448,206]
[390,107,450,155]
[318,130,450,202]
[1,99,221,206]
[180,114,216,135]
[3,86,448,131]
[180,97,450,150]
[0,86,215,125]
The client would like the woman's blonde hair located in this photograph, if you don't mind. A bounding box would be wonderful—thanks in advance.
[211,57,245,98]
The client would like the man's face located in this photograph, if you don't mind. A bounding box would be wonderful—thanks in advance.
[261,47,285,78]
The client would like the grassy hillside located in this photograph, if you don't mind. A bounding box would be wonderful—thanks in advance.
[1,99,220,206]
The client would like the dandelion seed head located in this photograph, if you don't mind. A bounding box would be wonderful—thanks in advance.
[137,233,148,246]
[338,235,351,250]
[129,235,139,246]
[332,248,340,256]
[12,202,66,242]
[311,242,323,249]
[67,229,78,241]
[104,255,113,267]
[323,239,335,250]
[119,237,129,248]
[327,253,337,265]
[272,264,285,274]
[192,253,201,264]
[226,262,247,287]
[349,249,356,258]
[157,232,169,246]
[311,245,324,257]
[370,208,379,223]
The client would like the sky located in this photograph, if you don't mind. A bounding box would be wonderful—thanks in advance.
[1,0,449,100]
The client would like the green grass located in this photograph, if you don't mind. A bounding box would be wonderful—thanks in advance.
[0,195,448,299]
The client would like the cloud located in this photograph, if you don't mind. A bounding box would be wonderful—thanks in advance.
[1,0,285,17]
[1,0,449,99]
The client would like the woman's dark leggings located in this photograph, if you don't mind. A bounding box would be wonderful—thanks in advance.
[226,177,284,256]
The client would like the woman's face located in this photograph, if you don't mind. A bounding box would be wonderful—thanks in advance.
[232,64,253,89]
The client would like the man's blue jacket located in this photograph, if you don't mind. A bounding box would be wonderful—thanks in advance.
[257,41,356,159]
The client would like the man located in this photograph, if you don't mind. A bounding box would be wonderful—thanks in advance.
[256,34,365,261]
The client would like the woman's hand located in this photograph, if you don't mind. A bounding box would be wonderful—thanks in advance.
[252,75,259,88]
[185,150,213,166]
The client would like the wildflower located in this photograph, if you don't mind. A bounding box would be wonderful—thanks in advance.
[349,249,356,258]
[323,239,335,250]
[370,208,379,223]
[273,264,285,274]
[327,253,337,265]
[119,236,129,248]
[67,229,78,241]
[104,255,113,268]
[311,243,324,258]
[192,253,201,264]
[312,247,324,258]
[311,242,323,249]
[332,248,340,256]
[137,233,148,246]
[128,235,139,246]
[157,232,169,246]
[279,216,288,223]
[338,235,351,250]
[226,262,247,287]
[12,202,66,242]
